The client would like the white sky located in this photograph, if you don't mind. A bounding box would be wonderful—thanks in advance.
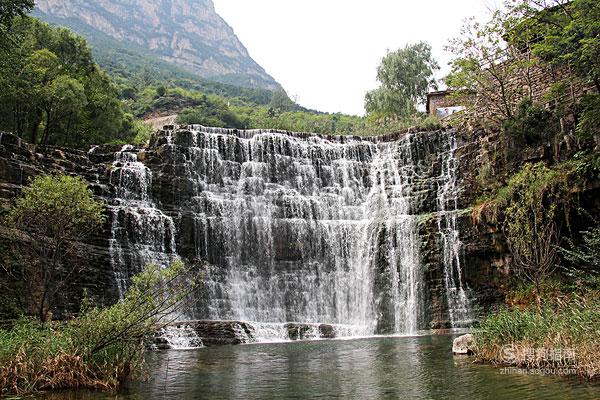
[213,0,500,116]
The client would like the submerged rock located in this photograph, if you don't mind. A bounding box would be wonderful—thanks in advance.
[452,333,475,355]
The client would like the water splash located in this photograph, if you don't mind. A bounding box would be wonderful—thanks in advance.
[154,325,204,349]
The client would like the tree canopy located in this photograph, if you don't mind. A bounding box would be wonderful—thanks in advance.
[0,0,33,48]
[365,42,439,118]
[0,17,145,147]
[6,174,105,322]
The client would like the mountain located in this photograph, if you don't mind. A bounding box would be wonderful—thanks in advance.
[33,0,282,92]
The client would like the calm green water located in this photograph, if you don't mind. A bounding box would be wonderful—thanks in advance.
[41,334,599,400]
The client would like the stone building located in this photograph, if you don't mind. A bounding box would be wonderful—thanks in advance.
[426,90,466,118]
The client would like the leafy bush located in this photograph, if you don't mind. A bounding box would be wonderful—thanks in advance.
[560,227,600,288]
[473,163,573,301]
[576,93,600,139]
[4,174,105,322]
[502,98,556,145]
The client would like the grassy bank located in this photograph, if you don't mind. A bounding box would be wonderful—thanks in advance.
[473,291,600,379]
[0,262,194,396]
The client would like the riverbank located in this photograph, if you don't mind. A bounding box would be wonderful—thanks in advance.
[0,262,193,397]
[472,292,600,380]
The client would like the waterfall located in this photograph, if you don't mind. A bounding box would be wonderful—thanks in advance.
[157,127,433,335]
[436,135,472,327]
[104,127,470,334]
[107,145,177,297]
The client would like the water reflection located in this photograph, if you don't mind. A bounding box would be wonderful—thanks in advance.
[40,335,600,400]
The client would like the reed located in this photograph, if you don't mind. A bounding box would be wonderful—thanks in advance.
[474,292,600,379]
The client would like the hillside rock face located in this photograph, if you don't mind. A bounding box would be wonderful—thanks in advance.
[34,0,282,91]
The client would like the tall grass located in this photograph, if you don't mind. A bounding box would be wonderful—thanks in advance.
[0,319,130,394]
[474,292,600,379]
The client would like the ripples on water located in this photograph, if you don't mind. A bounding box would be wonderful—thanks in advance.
[39,335,599,400]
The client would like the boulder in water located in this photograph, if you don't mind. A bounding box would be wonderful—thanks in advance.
[452,334,475,355]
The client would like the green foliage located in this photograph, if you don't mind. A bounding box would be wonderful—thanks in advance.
[67,260,193,365]
[0,0,33,49]
[445,10,533,124]
[0,17,146,147]
[559,227,600,288]
[475,163,574,298]
[8,174,105,239]
[0,261,196,396]
[507,0,600,137]
[5,174,105,321]
[512,0,600,92]
[502,98,556,144]
[365,42,439,118]
[176,94,244,128]
[575,93,600,139]
[476,294,600,348]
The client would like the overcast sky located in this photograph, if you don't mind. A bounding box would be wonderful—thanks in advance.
[213,0,500,116]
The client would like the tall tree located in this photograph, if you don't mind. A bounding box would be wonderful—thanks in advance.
[365,42,439,118]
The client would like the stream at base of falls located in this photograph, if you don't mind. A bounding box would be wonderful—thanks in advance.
[38,334,599,400]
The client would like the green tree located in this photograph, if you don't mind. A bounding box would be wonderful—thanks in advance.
[365,42,439,118]
[0,0,33,49]
[156,85,166,97]
[445,11,535,124]
[0,17,143,147]
[177,94,244,128]
[5,174,105,322]
[41,75,87,145]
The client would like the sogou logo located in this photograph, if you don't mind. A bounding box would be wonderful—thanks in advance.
[501,344,517,363]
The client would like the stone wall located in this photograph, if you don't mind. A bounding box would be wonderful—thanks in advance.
[465,50,597,126]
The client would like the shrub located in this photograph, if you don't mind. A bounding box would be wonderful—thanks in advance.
[5,174,105,322]
[576,93,600,139]
[559,227,600,288]
[502,98,556,145]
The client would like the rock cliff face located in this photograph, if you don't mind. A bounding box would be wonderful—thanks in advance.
[0,127,509,331]
[33,0,282,91]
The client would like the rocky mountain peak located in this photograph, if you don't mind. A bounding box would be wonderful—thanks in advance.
[34,0,282,91]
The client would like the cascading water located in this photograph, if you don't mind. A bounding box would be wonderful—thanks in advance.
[154,325,204,349]
[436,135,473,327]
[105,126,471,336]
[107,145,177,297]
[154,127,437,335]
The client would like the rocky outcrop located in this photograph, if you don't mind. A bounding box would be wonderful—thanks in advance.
[33,0,282,91]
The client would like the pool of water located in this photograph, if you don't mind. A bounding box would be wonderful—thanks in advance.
[40,334,600,399]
